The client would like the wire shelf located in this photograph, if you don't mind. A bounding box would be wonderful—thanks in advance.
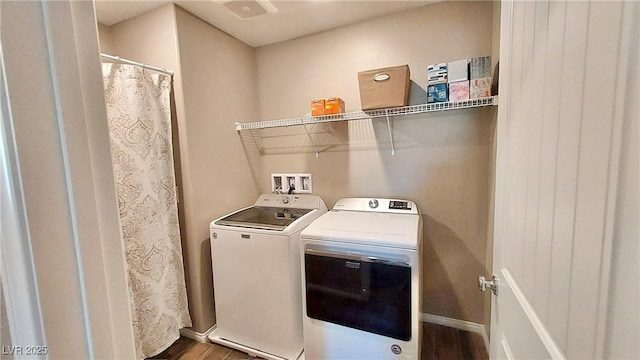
[235,96,498,131]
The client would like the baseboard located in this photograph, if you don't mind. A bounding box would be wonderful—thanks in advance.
[181,317,488,350]
[421,313,489,354]
[180,324,217,343]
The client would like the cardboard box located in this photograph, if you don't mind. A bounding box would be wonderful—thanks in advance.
[427,83,448,103]
[470,56,492,79]
[358,65,410,110]
[449,81,470,102]
[428,62,448,83]
[311,99,325,116]
[470,77,492,99]
[448,59,469,83]
[324,97,345,115]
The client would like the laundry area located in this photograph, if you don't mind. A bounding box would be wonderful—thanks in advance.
[0,1,637,360]
[93,2,499,358]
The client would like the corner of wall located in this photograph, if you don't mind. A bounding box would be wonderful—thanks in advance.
[97,23,115,54]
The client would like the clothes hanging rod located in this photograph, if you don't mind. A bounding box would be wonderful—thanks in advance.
[100,53,174,76]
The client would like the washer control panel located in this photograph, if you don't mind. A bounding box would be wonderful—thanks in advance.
[254,194,326,210]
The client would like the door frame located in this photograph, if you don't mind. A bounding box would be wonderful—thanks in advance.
[0,1,136,358]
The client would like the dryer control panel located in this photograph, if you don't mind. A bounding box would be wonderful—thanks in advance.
[333,198,419,215]
[388,200,412,210]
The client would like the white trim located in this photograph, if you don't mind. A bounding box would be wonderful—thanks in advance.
[208,329,301,360]
[40,1,137,358]
[594,2,637,358]
[0,38,47,356]
[2,1,136,357]
[421,313,489,354]
[180,324,216,343]
[41,3,95,354]
[501,334,515,360]
[501,269,566,360]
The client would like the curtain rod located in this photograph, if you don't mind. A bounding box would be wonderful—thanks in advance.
[100,53,174,76]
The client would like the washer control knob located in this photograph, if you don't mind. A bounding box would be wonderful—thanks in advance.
[282,196,290,204]
[368,199,379,209]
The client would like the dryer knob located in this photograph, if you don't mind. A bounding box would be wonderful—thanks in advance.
[368,199,379,209]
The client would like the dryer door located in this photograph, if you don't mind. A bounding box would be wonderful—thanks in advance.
[304,248,412,341]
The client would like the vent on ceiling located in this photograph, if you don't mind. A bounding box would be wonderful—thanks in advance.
[222,0,278,20]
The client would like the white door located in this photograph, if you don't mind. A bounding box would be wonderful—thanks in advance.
[489,1,637,359]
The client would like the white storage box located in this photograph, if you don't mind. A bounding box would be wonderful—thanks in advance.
[470,56,492,79]
[427,62,448,83]
[470,77,492,99]
[448,59,469,83]
[449,80,470,102]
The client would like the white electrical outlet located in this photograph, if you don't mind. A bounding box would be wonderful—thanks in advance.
[271,173,312,194]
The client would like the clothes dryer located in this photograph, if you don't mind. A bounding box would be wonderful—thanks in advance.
[300,198,422,359]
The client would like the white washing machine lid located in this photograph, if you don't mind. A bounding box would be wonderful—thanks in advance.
[210,194,328,234]
[301,209,421,250]
[215,206,313,231]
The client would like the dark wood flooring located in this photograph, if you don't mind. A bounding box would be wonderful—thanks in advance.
[149,322,488,360]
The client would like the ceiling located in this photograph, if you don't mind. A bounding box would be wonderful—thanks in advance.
[94,0,438,48]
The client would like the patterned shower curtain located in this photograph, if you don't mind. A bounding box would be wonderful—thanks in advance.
[102,63,192,359]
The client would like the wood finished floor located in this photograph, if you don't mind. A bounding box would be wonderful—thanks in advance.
[148,323,488,360]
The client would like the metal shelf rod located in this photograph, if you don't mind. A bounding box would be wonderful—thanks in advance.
[385,111,396,156]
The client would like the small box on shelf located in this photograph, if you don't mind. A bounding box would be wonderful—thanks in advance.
[470,77,492,99]
[427,83,448,103]
[324,97,345,115]
[427,62,448,83]
[449,81,470,102]
[470,56,492,79]
[448,59,469,83]
[311,99,325,116]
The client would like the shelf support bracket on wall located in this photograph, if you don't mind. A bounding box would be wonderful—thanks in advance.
[385,110,396,156]
[248,128,262,155]
[302,123,320,159]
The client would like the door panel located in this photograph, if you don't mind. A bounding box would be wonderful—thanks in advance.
[533,0,565,325]
[499,270,553,360]
[491,1,633,359]
[546,2,589,348]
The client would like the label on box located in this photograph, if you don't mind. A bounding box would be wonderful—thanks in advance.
[449,81,470,102]
[427,83,448,103]
[470,77,492,99]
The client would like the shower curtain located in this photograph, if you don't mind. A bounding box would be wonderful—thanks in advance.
[102,63,191,359]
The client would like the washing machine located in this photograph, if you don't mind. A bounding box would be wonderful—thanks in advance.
[300,198,422,359]
[208,194,327,360]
